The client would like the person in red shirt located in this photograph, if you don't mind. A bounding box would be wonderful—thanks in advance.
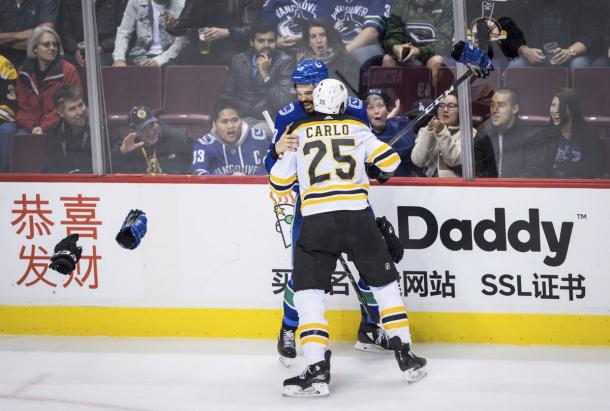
[15,26,82,135]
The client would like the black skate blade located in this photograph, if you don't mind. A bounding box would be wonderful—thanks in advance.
[404,366,427,383]
[282,383,329,397]
[353,341,393,354]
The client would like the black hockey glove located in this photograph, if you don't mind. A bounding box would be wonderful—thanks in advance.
[376,216,404,264]
[365,163,392,184]
[49,234,82,275]
[116,209,148,250]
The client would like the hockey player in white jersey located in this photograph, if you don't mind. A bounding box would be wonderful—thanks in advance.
[269,79,427,397]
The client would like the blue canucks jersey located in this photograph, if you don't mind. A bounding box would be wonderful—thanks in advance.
[260,0,321,39]
[192,125,270,175]
[375,116,419,177]
[263,96,369,173]
[318,0,393,44]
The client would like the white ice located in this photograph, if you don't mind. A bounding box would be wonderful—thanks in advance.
[1,336,609,411]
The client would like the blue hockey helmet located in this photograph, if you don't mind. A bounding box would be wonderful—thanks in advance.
[291,59,328,85]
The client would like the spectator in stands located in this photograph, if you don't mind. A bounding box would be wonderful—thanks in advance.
[59,0,127,67]
[166,0,259,66]
[473,89,544,178]
[538,88,604,179]
[319,0,391,65]
[0,54,18,173]
[365,88,419,176]
[113,0,187,67]
[192,100,269,176]
[220,21,294,132]
[44,85,95,173]
[15,26,83,135]
[114,105,192,174]
[383,0,453,88]
[412,92,477,177]
[259,0,321,56]
[297,19,360,92]
[0,0,57,68]
[506,0,605,69]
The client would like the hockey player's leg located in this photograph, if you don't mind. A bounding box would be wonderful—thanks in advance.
[354,277,392,353]
[282,289,331,397]
[278,278,298,366]
[369,281,427,382]
[277,200,303,366]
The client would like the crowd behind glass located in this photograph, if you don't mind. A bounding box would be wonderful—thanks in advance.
[1,0,608,179]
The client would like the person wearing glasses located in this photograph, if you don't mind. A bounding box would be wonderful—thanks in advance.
[15,26,82,135]
[411,92,475,177]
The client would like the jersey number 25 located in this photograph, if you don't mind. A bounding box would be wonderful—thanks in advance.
[303,138,356,185]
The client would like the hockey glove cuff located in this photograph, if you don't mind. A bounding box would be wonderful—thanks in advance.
[116,209,148,250]
[49,233,83,275]
[376,216,404,264]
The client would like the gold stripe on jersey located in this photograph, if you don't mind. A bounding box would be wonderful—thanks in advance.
[367,144,395,165]
[376,152,401,169]
[291,119,366,134]
[269,173,296,194]
[302,182,369,196]
[302,193,368,208]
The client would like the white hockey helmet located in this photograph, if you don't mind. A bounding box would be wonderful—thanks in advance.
[313,78,349,115]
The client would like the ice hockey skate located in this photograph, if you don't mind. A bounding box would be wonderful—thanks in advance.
[282,350,331,397]
[277,324,297,367]
[389,336,427,382]
[353,320,393,353]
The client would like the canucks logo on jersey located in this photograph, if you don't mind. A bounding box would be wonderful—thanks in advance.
[261,0,319,39]
[192,125,270,175]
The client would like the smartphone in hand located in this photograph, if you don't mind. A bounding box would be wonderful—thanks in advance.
[401,46,411,61]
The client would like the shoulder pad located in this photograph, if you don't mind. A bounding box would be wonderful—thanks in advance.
[196,133,216,145]
[250,128,267,141]
[278,103,296,116]
[347,97,363,109]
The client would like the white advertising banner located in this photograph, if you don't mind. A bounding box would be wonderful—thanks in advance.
[0,181,608,316]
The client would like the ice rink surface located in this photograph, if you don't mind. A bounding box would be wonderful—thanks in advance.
[1,336,609,411]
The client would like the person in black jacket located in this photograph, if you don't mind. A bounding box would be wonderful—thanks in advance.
[113,105,192,174]
[58,0,127,67]
[44,85,93,173]
[539,88,604,179]
[220,21,294,132]
[473,88,545,178]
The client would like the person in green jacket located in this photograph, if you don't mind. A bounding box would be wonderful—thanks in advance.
[382,0,454,89]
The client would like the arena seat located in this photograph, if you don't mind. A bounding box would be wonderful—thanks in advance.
[101,66,163,126]
[572,68,610,129]
[504,66,569,125]
[9,133,45,173]
[159,65,229,138]
[367,67,432,114]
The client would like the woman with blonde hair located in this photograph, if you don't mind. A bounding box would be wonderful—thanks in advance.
[16,26,82,135]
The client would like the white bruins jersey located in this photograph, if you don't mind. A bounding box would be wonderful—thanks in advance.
[270,114,400,216]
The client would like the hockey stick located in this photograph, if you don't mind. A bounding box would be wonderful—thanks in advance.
[387,70,473,147]
[337,255,380,324]
[334,70,360,96]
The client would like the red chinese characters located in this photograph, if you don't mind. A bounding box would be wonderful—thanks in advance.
[11,194,54,239]
[13,193,103,289]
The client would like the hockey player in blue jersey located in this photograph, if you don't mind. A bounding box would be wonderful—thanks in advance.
[265,60,404,366]
[192,101,270,175]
